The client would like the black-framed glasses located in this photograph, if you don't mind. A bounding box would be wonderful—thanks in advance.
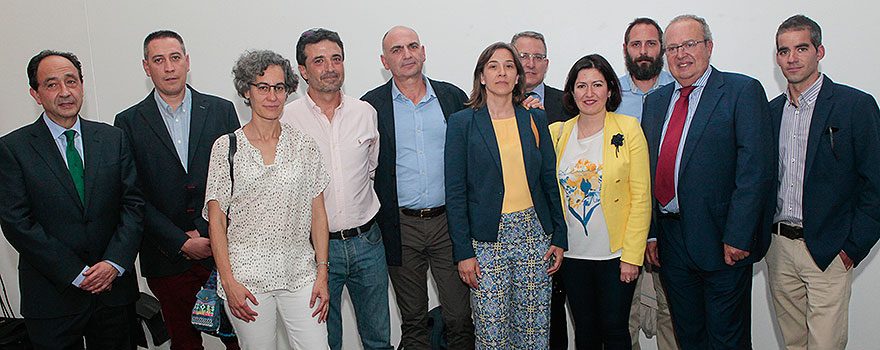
[665,40,708,54]
[248,82,289,95]
[518,52,547,61]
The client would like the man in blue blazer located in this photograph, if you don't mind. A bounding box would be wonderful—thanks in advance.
[114,30,240,349]
[766,15,880,350]
[641,15,774,349]
[0,50,144,349]
[361,26,474,350]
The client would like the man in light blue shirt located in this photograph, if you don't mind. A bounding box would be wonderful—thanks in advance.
[617,17,675,121]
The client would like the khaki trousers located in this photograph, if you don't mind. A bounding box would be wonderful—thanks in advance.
[766,233,853,350]
[629,263,678,350]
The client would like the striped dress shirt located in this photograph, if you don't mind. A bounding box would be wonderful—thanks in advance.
[775,75,825,226]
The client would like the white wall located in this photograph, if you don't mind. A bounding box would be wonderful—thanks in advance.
[1,1,878,349]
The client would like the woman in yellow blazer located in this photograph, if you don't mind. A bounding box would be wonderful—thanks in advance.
[549,54,651,349]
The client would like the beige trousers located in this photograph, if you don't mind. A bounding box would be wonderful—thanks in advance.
[629,263,678,350]
[766,233,853,350]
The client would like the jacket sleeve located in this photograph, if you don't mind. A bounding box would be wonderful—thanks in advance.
[620,120,651,266]
[534,110,567,249]
[100,130,145,272]
[445,111,476,261]
[844,93,880,266]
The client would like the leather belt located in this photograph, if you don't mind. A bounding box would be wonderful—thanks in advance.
[400,206,446,219]
[657,212,681,220]
[329,217,376,240]
[773,222,804,240]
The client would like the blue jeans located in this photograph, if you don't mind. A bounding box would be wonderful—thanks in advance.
[327,222,393,350]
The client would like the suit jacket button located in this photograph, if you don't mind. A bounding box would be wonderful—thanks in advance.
[616,179,621,183]
[614,198,620,203]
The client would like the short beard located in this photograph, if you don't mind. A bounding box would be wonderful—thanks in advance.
[625,53,664,81]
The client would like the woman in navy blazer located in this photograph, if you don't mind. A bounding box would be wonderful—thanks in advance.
[444,42,567,349]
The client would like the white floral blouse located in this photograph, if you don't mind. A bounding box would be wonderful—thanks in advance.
[203,123,330,299]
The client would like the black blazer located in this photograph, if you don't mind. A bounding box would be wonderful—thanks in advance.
[0,117,144,318]
[114,87,240,278]
[361,78,468,266]
[543,84,575,123]
[770,76,880,270]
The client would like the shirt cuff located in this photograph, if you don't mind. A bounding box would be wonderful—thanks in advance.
[71,265,89,287]
[104,260,125,276]
[647,238,657,242]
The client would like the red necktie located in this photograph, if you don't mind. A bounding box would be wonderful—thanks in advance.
[654,86,696,206]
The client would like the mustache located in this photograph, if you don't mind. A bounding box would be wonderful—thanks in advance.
[635,55,655,63]
[321,72,340,79]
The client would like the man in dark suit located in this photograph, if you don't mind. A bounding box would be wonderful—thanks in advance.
[114,30,240,350]
[0,50,144,349]
[361,26,474,350]
[641,15,774,349]
[766,15,880,350]
[511,31,575,124]
[511,30,573,349]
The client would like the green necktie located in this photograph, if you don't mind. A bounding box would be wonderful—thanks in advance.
[63,130,85,203]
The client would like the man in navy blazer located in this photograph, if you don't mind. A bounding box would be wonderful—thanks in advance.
[766,15,880,350]
[361,26,474,350]
[511,31,575,124]
[641,15,774,349]
[114,30,241,349]
[0,50,144,349]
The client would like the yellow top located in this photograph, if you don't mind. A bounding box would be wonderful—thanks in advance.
[492,117,534,213]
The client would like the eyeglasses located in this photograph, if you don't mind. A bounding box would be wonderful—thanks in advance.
[248,82,289,95]
[665,40,708,54]
[518,52,547,61]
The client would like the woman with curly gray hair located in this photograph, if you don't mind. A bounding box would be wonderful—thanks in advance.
[204,49,331,349]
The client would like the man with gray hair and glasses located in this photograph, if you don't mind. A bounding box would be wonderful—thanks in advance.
[641,15,774,349]
[767,14,880,350]
[512,30,574,124]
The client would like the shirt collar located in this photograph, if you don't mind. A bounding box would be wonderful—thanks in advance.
[785,74,824,106]
[527,83,546,103]
[622,71,674,94]
[391,75,437,103]
[673,65,713,91]
[304,89,345,115]
[153,87,192,116]
[42,113,82,141]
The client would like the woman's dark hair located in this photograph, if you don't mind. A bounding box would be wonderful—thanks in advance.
[466,42,527,109]
[562,54,622,115]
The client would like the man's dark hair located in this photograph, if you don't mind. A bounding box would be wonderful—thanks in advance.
[625,17,664,48]
[562,54,623,115]
[776,14,822,49]
[296,28,344,66]
[27,50,83,91]
[143,30,186,60]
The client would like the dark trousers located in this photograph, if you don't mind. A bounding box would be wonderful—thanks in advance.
[25,299,135,350]
[561,257,636,350]
[388,210,475,350]
[549,274,568,350]
[658,217,753,350]
[147,264,239,350]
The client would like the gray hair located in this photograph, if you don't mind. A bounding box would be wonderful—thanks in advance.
[232,50,299,106]
[668,14,713,42]
[510,30,547,52]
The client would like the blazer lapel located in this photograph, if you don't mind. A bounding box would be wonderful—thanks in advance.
[27,119,83,211]
[377,80,396,147]
[516,107,536,179]
[431,79,455,121]
[804,76,835,179]
[81,121,101,211]
[679,67,723,175]
[474,107,502,173]
[138,91,180,166]
[647,86,673,157]
[603,112,622,181]
[188,89,208,168]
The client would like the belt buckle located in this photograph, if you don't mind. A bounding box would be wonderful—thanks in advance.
[340,229,352,241]
[418,208,430,219]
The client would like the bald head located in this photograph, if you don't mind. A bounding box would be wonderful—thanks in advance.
[381,25,426,80]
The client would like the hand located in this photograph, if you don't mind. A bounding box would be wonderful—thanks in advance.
[223,279,259,322]
[185,229,200,239]
[521,95,545,110]
[839,250,854,270]
[181,237,212,260]
[457,257,481,289]
[645,240,660,266]
[79,261,119,293]
[310,275,330,323]
[620,261,639,283]
[544,245,564,275]
[723,243,750,266]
